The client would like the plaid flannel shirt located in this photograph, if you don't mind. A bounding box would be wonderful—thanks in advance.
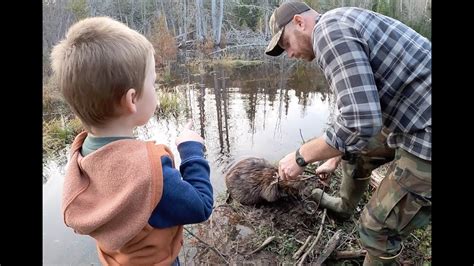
[313,7,431,161]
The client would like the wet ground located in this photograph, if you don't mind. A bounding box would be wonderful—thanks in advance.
[185,163,431,265]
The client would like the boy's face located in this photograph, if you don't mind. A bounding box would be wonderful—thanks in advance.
[135,52,158,126]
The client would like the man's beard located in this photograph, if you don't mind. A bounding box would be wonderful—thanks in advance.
[294,29,315,61]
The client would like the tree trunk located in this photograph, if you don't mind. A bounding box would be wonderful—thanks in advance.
[142,0,146,32]
[210,0,224,46]
[195,0,204,42]
[264,0,269,37]
[154,0,159,15]
[212,0,217,44]
[183,0,188,59]
[117,0,123,21]
[129,0,136,29]
[159,0,169,30]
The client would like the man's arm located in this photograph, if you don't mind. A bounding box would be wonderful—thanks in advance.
[280,19,385,180]
[314,20,383,155]
[279,137,342,180]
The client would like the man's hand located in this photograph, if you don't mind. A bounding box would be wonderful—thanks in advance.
[175,120,204,146]
[278,151,304,180]
[315,155,341,181]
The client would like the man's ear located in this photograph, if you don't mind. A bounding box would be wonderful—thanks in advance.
[293,14,305,29]
[121,88,137,114]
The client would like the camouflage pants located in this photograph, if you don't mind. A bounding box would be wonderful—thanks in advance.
[342,128,395,180]
[358,147,432,258]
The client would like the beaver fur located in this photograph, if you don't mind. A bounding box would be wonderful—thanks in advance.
[225,157,313,205]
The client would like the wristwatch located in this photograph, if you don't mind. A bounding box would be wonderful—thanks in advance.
[295,148,308,167]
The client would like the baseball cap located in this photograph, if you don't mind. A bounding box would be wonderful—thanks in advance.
[265,1,311,56]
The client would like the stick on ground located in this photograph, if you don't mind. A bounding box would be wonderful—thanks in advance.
[333,250,367,259]
[293,235,313,260]
[184,227,229,264]
[297,208,327,266]
[314,229,343,265]
[245,236,276,255]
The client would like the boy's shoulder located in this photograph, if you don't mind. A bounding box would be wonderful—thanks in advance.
[62,136,168,251]
[85,138,163,160]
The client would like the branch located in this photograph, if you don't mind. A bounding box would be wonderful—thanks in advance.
[174,30,196,39]
[332,250,367,259]
[245,236,276,255]
[299,129,306,143]
[207,43,267,55]
[293,235,313,260]
[183,227,229,264]
[297,208,327,266]
[233,4,273,12]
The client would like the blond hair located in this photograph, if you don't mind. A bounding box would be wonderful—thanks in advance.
[50,16,155,128]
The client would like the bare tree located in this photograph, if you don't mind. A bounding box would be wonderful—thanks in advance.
[263,0,270,37]
[182,0,188,57]
[43,0,75,76]
[42,0,431,65]
[211,0,224,46]
[195,0,205,42]
[212,0,217,41]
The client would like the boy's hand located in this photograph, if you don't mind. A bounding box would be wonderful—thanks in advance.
[175,120,204,146]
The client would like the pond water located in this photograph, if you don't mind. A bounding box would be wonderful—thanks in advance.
[42,61,333,264]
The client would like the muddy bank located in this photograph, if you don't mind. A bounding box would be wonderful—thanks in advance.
[182,163,431,265]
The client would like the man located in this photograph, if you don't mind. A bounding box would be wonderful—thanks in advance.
[265,2,431,265]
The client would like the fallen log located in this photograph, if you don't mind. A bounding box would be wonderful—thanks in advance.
[333,250,367,259]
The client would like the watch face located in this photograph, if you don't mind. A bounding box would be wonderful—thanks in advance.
[296,158,305,166]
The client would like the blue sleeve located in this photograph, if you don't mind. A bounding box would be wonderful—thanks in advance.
[148,141,213,228]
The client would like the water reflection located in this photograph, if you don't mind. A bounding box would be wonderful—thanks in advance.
[43,160,101,265]
[164,61,331,194]
[43,62,331,264]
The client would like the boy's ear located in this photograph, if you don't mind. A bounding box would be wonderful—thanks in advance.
[121,88,137,114]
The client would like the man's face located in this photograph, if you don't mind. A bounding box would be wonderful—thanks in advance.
[278,23,315,61]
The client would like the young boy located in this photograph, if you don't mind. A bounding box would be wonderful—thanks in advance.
[51,16,213,265]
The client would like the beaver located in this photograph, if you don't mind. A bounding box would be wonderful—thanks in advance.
[225,157,317,205]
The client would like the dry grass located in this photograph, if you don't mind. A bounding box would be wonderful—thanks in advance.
[43,116,83,161]
[43,77,70,116]
[157,88,185,118]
